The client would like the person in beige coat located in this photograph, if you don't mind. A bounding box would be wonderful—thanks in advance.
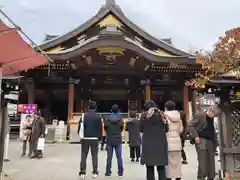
[20,115,33,157]
[164,101,183,180]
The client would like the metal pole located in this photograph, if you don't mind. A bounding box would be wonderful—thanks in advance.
[0,67,6,176]
[4,133,10,162]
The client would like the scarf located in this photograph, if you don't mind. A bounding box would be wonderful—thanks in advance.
[146,107,167,124]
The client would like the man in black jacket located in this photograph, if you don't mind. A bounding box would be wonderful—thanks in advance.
[78,101,102,179]
[104,104,124,177]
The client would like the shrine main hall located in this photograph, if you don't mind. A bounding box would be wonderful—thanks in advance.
[19,0,200,126]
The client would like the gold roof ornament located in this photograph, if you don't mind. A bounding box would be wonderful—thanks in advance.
[97,46,125,56]
[97,15,123,27]
[154,49,171,55]
[47,46,65,52]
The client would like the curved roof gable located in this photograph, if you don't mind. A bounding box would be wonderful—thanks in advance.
[39,0,192,57]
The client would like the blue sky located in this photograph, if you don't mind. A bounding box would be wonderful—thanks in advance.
[1,0,240,51]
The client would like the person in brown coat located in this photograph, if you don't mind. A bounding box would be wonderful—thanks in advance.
[187,106,219,180]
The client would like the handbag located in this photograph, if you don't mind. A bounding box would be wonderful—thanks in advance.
[79,113,84,139]
[37,138,45,150]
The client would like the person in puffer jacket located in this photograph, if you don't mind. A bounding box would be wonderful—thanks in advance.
[104,104,124,177]
[164,101,183,180]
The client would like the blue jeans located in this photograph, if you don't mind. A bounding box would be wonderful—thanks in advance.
[105,143,123,176]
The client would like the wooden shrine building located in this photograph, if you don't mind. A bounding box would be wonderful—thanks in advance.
[19,0,201,125]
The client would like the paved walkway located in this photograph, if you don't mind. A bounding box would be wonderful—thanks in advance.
[3,141,221,180]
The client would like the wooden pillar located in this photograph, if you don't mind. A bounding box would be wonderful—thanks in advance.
[67,82,74,126]
[75,103,81,112]
[66,80,75,140]
[145,79,151,100]
[75,86,82,112]
[183,86,190,122]
[24,78,35,104]
[43,91,52,123]
[191,90,197,115]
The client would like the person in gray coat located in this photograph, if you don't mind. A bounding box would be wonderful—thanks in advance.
[126,111,141,163]
[140,100,168,180]
[30,112,45,159]
[187,106,219,180]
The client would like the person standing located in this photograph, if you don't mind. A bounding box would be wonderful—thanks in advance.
[140,100,168,180]
[78,101,102,179]
[100,116,107,151]
[164,101,183,180]
[126,111,141,163]
[179,111,188,164]
[20,115,33,157]
[104,104,124,177]
[30,112,45,159]
[188,106,219,180]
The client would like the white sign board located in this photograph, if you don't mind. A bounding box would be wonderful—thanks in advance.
[200,98,215,106]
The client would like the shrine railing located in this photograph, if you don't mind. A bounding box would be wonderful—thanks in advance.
[219,103,240,179]
[231,108,240,147]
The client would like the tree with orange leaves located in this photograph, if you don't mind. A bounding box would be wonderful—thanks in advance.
[185,27,240,88]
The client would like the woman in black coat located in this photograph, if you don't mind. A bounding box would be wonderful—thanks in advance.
[126,111,141,163]
[140,100,168,180]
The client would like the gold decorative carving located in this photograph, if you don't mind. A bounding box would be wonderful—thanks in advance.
[85,56,92,65]
[47,46,65,52]
[105,55,116,66]
[154,49,171,55]
[144,65,150,71]
[97,14,123,27]
[129,57,136,67]
[170,63,187,68]
[97,46,125,56]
